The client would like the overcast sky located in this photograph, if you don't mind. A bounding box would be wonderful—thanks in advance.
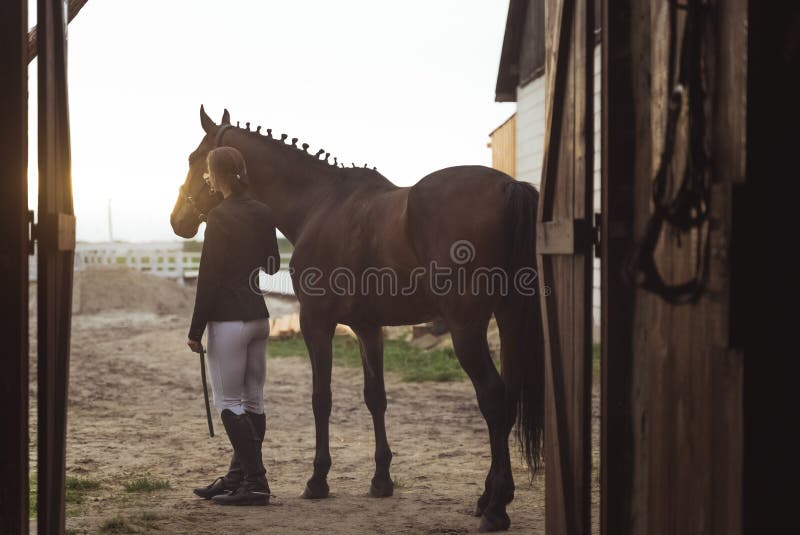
[27,0,515,242]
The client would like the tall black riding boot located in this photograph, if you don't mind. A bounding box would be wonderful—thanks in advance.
[193,451,243,499]
[247,411,266,443]
[246,411,268,485]
[212,410,270,506]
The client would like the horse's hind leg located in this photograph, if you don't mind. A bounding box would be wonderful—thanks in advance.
[353,324,394,497]
[448,318,514,532]
[475,306,522,518]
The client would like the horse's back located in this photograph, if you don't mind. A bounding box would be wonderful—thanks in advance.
[413,165,513,190]
[407,165,514,269]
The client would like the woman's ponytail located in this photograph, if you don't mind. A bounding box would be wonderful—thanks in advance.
[207,146,249,194]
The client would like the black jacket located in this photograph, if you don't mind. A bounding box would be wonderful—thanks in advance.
[188,192,280,341]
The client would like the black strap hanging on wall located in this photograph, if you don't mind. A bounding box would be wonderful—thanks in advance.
[630,0,712,305]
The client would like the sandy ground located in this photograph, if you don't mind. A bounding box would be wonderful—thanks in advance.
[27,270,599,534]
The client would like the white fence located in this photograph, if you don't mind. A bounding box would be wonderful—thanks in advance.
[75,242,202,279]
[29,241,296,296]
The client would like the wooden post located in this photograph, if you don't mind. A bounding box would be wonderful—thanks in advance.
[37,0,76,533]
[27,0,90,63]
[0,0,30,532]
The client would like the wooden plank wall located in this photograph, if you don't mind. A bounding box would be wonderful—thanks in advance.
[619,1,746,533]
[539,0,594,532]
[489,114,517,178]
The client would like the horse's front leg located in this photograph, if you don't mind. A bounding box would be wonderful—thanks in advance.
[300,313,336,499]
[353,324,393,497]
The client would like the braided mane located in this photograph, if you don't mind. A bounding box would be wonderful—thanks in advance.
[231,118,379,174]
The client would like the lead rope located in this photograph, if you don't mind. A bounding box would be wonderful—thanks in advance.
[630,0,712,305]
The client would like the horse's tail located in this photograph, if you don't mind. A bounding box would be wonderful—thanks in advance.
[501,180,545,476]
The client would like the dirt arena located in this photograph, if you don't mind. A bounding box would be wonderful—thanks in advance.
[29,267,598,534]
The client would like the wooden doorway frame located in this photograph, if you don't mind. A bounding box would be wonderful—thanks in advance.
[537,0,595,533]
[0,1,76,533]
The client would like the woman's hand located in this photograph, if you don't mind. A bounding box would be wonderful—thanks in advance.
[187,339,204,353]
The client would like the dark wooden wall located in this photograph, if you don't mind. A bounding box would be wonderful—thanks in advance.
[599,0,635,532]
[741,2,800,533]
[0,0,31,529]
[602,0,747,533]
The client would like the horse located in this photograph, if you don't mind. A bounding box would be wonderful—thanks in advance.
[171,106,544,532]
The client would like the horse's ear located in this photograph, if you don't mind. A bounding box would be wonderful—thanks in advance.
[221,109,231,125]
[200,104,216,134]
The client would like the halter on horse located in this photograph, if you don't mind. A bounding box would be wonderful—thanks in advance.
[178,124,233,222]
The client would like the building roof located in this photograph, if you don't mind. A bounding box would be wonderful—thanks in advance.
[495,0,600,102]
[495,0,546,102]
[495,0,530,102]
[488,113,517,137]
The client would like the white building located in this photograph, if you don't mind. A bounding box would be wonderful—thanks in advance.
[491,0,601,336]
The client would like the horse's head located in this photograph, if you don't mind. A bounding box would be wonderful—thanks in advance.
[170,105,232,238]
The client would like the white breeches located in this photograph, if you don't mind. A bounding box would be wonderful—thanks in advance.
[206,319,270,415]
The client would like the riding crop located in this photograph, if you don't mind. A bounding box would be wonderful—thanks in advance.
[198,345,214,437]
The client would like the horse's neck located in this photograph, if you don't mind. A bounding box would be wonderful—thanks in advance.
[228,130,340,243]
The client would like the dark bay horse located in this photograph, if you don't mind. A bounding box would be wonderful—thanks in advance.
[171,107,544,532]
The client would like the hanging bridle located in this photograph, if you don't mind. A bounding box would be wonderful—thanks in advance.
[179,124,234,222]
[630,0,711,305]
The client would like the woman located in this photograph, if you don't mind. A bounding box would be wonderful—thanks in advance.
[187,146,280,506]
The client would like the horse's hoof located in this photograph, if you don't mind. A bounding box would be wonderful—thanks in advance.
[302,480,329,499]
[368,477,394,498]
[478,512,511,532]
